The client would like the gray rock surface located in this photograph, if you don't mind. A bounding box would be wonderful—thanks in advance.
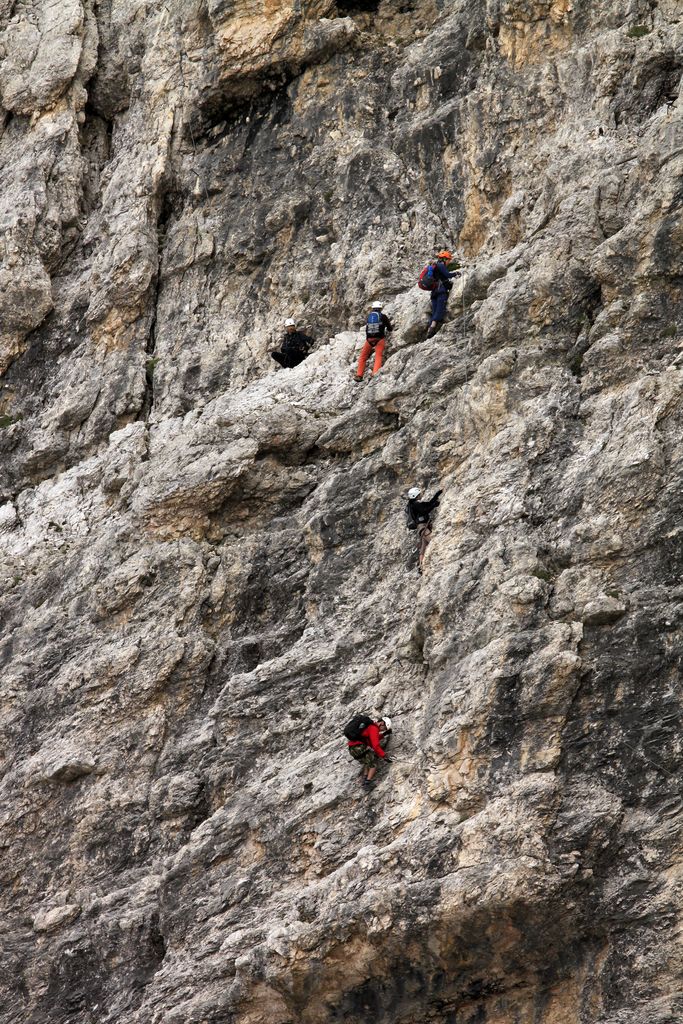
[0,0,682,1022]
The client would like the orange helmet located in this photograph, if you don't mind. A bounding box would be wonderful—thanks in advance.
[437,249,453,260]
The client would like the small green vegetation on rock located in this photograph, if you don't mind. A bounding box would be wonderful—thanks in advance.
[627,25,651,38]
[0,414,22,429]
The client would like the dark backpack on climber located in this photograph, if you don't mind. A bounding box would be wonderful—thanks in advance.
[366,310,383,339]
[418,261,438,291]
[344,713,374,741]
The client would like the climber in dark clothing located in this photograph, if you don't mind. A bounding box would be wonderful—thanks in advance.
[406,486,442,571]
[271,318,315,369]
[427,250,460,338]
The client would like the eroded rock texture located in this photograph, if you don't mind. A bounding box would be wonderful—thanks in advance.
[1,0,682,1021]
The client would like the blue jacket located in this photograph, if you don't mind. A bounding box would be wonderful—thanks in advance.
[434,260,458,291]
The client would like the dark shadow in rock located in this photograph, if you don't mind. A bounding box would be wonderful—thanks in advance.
[320,897,591,1024]
[378,410,400,430]
[192,71,294,143]
[486,672,523,771]
[79,104,113,220]
[614,53,682,126]
[40,909,168,1021]
[336,0,380,13]
[43,943,107,1018]
[146,911,167,968]
[559,615,683,809]
[0,108,15,136]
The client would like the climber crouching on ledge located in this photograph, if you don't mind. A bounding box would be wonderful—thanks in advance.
[344,713,393,789]
[271,317,315,369]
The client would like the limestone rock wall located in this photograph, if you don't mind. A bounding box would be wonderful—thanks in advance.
[0,1,682,1022]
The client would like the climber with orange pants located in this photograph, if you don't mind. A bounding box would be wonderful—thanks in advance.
[354,301,393,382]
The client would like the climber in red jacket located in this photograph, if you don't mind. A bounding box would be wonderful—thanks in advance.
[346,715,392,788]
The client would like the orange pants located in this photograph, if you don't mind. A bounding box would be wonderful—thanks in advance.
[357,338,385,377]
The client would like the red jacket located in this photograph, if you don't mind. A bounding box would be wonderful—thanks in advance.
[348,723,386,758]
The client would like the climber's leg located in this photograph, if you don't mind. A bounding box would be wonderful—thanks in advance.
[418,523,432,568]
[371,338,385,374]
[350,743,375,783]
[363,751,380,786]
[427,287,449,337]
[433,287,448,323]
[355,340,373,380]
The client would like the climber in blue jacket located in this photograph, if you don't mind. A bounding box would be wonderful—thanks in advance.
[427,250,460,338]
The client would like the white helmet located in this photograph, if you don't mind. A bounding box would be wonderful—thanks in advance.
[407,487,421,499]
[380,716,392,730]
[284,317,296,327]
[371,301,383,309]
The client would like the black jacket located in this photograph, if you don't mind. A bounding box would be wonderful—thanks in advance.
[407,490,442,527]
[282,331,314,356]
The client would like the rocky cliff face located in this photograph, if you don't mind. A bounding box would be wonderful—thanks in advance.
[1,1,682,1021]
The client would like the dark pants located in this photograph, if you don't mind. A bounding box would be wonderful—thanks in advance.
[271,349,306,369]
[430,285,449,323]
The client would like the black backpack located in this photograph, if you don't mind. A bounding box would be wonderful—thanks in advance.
[344,714,374,741]
[406,502,418,531]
